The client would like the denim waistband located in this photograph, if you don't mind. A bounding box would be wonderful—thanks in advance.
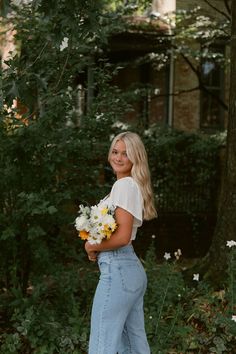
[98,244,135,261]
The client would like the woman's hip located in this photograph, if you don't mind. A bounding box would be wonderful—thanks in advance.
[97,245,147,294]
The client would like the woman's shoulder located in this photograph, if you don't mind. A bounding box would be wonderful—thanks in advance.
[111,177,141,197]
[110,176,143,221]
[112,176,138,190]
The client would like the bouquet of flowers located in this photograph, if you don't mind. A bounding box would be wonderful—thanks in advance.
[75,204,117,244]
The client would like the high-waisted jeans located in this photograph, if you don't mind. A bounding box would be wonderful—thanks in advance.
[88,244,150,354]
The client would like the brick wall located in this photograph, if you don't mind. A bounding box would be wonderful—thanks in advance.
[173,56,200,131]
[172,0,230,132]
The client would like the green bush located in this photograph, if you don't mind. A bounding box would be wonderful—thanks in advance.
[1,241,235,353]
[0,2,228,352]
[0,263,95,353]
[143,126,223,213]
[143,241,236,354]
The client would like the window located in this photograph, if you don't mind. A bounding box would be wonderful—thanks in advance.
[200,44,225,131]
[111,61,170,128]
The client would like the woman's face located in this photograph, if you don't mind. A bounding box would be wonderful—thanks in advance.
[110,140,133,179]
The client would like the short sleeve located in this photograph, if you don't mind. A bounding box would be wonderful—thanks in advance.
[109,177,143,226]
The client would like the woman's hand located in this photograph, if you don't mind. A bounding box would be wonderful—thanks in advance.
[85,241,98,262]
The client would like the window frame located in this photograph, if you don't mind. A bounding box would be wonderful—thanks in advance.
[200,42,225,131]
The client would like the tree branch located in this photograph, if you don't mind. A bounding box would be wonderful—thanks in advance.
[155,86,200,97]
[180,53,201,80]
[224,0,231,16]
[203,0,231,21]
[200,84,228,111]
[53,51,70,91]
[180,53,228,111]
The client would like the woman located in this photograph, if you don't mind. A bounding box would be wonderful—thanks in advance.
[85,131,157,354]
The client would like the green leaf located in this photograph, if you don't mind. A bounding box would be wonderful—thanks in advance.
[47,206,57,215]
[28,226,46,240]
[1,227,16,240]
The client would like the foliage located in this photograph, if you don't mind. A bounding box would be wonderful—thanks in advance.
[0,254,96,354]
[144,243,190,351]
[0,0,225,295]
[1,241,236,353]
[0,1,233,352]
[143,126,223,213]
[174,5,230,48]
[0,0,136,296]
[144,242,236,353]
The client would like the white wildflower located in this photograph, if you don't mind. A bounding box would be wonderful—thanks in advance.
[226,240,236,248]
[164,252,171,260]
[95,113,105,121]
[112,121,129,130]
[144,129,152,137]
[174,249,182,260]
[232,315,236,322]
[193,273,200,281]
[87,234,103,245]
[75,215,90,232]
[60,37,69,51]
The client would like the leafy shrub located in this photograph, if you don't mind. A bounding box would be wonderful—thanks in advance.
[0,2,228,353]
[143,126,223,214]
[1,241,236,353]
[143,241,236,353]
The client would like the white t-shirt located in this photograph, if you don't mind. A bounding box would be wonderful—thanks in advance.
[99,176,143,240]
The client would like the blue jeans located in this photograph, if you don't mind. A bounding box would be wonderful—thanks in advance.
[88,244,150,354]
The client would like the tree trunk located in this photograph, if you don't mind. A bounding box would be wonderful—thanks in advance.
[205,0,236,287]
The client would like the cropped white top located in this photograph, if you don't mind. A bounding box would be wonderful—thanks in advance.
[99,176,143,240]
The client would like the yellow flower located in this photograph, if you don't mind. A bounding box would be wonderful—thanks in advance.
[111,222,117,231]
[101,207,108,215]
[102,224,111,238]
[102,223,117,239]
[79,230,89,240]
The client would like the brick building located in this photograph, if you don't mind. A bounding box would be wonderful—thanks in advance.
[107,0,230,132]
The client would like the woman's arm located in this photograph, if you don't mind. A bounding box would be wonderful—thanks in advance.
[85,207,133,255]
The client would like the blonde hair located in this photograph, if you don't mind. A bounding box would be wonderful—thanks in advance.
[108,131,157,220]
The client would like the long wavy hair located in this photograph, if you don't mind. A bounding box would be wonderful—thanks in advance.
[108,131,157,220]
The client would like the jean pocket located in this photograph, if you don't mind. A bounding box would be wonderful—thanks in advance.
[118,261,144,293]
[98,260,111,278]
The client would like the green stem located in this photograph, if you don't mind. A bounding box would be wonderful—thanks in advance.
[166,303,180,341]
[155,272,171,338]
